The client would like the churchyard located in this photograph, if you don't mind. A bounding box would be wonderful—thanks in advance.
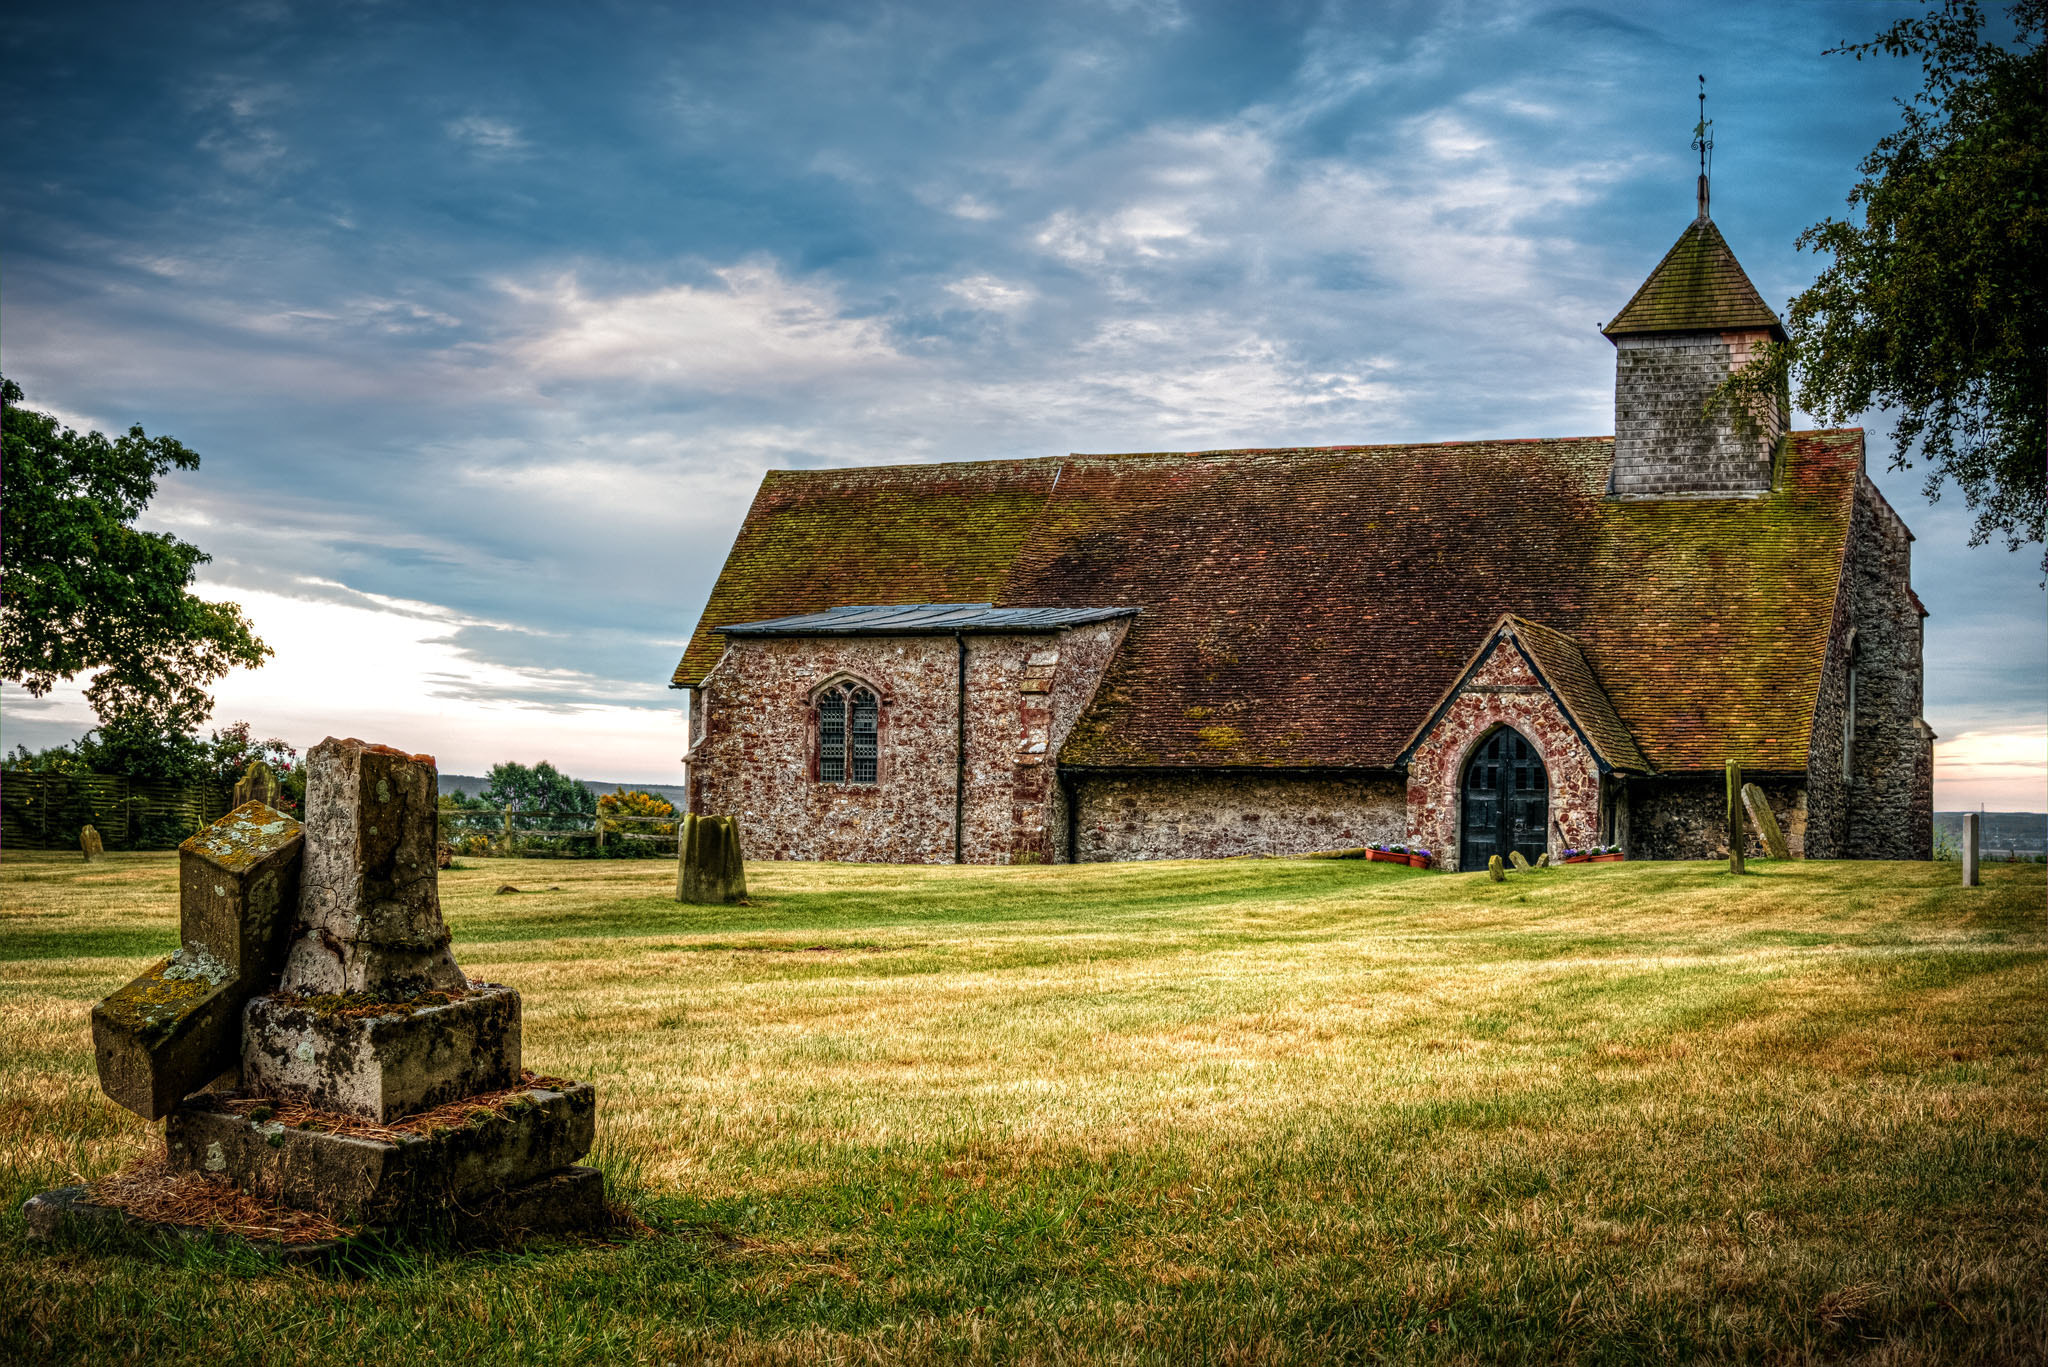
[3,848,2042,1363]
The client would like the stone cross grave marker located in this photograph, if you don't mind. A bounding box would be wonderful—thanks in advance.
[244,737,516,1120]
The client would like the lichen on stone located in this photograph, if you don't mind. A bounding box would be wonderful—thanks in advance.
[162,945,232,986]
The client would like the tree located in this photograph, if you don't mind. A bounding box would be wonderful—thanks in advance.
[1720,1,2045,563]
[479,760,595,825]
[1,375,271,729]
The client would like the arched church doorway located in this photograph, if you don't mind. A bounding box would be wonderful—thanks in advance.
[1459,728,1548,871]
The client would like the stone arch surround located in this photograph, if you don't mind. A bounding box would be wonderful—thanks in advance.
[1406,640,1602,864]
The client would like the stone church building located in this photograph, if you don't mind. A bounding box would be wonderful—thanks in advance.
[672,212,1933,867]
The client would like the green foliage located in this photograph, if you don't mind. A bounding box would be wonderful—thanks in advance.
[1727,1,2046,562]
[0,375,272,729]
[597,788,676,835]
[479,760,595,821]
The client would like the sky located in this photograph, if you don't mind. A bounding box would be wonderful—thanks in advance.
[2,0,2042,806]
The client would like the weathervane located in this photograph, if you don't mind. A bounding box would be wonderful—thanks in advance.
[1692,74,1714,220]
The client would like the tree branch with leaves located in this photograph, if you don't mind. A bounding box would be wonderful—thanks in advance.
[1714,0,2045,563]
[2,375,271,731]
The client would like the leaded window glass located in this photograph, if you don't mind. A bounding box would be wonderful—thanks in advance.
[815,682,879,784]
[817,691,846,782]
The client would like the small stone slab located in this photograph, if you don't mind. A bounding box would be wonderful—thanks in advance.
[450,1165,606,1243]
[90,802,302,1120]
[81,825,104,862]
[1487,855,1505,882]
[243,983,521,1122]
[166,1079,595,1220]
[19,1185,351,1264]
[1508,851,1531,871]
[1741,783,1792,860]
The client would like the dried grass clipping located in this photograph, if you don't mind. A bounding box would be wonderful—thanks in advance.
[86,1154,356,1246]
[219,1070,574,1144]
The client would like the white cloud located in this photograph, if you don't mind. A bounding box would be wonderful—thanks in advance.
[446,115,528,155]
[499,261,903,392]
[944,274,1034,312]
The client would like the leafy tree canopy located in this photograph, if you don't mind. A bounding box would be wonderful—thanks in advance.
[1730,0,2045,563]
[2,718,297,793]
[479,760,595,816]
[1,375,271,729]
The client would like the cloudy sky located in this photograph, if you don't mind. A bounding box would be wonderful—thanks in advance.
[3,0,2041,805]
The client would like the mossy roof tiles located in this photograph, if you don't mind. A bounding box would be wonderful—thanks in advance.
[676,431,1865,775]
[1502,617,1652,774]
[1603,218,1786,340]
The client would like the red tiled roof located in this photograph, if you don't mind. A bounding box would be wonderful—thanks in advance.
[1603,218,1786,341]
[1502,617,1651,773]
[675,432,1865,774]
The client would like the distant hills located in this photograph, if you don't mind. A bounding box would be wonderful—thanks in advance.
[1933,811,2046,854]
[438,774,688,810]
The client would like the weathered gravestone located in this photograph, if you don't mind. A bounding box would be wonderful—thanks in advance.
[32,737,605,1252]
[1487,855,1505,883]
[677,812,748,905]
[1962,811,1981,887]
[1508,850,1531,872]
[233,759,282,809]
[80,825,104,862]
[1740,783,1792,860]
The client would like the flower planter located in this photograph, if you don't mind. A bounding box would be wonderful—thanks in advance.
[1405,853,1430,869]
[1561,854,1592,865]
[1589,853,1625,863]
[1365,849,1397,863]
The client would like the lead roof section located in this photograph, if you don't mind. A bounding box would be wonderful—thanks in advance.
[675,431,1866,774]
[1603,217,1787,341]
[717,603,1138,635]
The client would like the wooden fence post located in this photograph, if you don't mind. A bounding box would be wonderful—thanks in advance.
[1726,760,1745,875]
[1963,812,1980,887]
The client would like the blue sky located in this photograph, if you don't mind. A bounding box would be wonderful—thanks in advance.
[3,0,2041,804]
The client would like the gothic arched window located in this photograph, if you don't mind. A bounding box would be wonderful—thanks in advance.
[815,682,879,784]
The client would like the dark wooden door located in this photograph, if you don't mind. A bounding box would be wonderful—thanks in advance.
[1459,729,1548,871]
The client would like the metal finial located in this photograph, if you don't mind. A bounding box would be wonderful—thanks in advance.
[1692,74,1714,219]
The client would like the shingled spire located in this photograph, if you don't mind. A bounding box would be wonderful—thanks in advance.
[1602,97,1789,500]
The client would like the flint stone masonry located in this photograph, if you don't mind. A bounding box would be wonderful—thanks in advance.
[1802,477,1929,859]
[1627,776,1806,861]
[281,737,463,996]
[1611,331,1780,498]
[91,802,303,1120]
[166,1078,593,1219]
[242,983,521,1122]
[690,621,1127,863]
[1071,772,1404,861]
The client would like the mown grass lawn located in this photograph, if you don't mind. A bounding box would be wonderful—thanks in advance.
[2,850,2043,1364]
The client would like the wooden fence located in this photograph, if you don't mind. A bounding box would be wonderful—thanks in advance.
[0,772,232,850]
[437,809,680,858]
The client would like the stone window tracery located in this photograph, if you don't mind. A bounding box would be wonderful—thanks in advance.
[815,681,879,784]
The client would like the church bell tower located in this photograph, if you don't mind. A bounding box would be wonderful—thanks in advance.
[1602,80,1789,499]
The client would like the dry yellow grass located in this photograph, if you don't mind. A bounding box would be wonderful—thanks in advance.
[2,849,2043,1363]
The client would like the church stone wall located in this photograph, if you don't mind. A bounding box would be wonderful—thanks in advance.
[1843,478,1932,858]
[687,622,1124,864]
[1611,330,1779,498]
[1070,772,1405,861]
[1625,776,1808,860]
[1403,637,1602,865]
